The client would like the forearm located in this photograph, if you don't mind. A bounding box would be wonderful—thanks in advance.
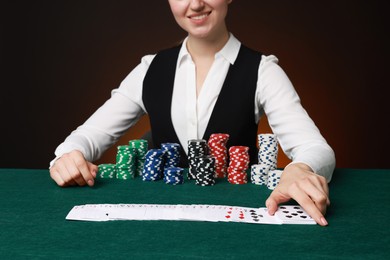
[50,92,145,167]
[287,143,335,182]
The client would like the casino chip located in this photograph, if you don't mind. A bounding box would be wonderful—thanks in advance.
[257,134,278,170]
[187,139,208,180]
[250,164,270,185]
[98,163,116,179]
[161,143,181,168]
[142,149,165,181]
[227,146,250,184]
[267,169,283,190]
[129,139,148,177]
[141,143,184,183]
[207,133,229,178]
[163,167,184,185]
[251,133,283,189]
[116,145,136,180]
[195,155,216,186]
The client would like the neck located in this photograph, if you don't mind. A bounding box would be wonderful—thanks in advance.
[186,30,230,58]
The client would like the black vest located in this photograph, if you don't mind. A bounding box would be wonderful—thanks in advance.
[142,44,262,167]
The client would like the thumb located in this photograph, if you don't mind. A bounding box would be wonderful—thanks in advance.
[265,190,290,215]
[88,162,98,178]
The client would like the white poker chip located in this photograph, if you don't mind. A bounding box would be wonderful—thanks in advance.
[267,169,283,190]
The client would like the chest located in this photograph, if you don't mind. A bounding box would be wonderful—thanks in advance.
[193,58,214,97]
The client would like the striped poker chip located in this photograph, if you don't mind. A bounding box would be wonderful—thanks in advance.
[187,139,208,180]
[116,145,136,180]
[250,164,271,185]
[142,149,165,181]
[129,139,148,177]
[161,143,181,168]
[207,133,229,178]
[267,169,283,190]
[164,167,184,185]
[257,134,278,170]
[195,155,216,186]
[227,146,250,184]
[98,163,117,179]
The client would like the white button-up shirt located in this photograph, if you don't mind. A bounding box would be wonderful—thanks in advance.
[51,34,335,181]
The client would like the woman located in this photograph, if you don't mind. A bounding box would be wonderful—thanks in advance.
[49,0,335,226]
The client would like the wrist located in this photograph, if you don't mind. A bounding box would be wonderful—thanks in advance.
[285,162,313,173]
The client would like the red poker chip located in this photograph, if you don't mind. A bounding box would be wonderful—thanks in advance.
[228,179,247,184]
[208,133,230,179]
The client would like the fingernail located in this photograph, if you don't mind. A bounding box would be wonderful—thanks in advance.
[88,179,94,186]
[267,208,274,216]
[320,217,328,226]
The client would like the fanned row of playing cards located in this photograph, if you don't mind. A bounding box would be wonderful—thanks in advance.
[66,204,316,225]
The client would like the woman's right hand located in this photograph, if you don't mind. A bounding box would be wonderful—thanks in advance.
[49,150,97,187]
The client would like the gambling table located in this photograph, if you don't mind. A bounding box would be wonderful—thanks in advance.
[0,168,389,259]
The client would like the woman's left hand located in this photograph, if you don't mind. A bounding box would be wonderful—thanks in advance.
[265,163,330,226]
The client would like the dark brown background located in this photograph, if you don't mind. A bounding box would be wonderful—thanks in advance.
[1,1,389,169]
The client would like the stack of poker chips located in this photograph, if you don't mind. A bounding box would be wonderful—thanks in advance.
[163,167,184,185]
[207,133,229,178]
[195,155,216,186]
[161,143,181,168]
[116,145,136,180]
[251,133,282,190]
[142,149,165,181]
[258,134,278,170]
[187,139,208,180]
[250,164,271,185]
[98,163,116,179]
[267,169,283,190]
[129,139,148,177]
[227,146,250,184]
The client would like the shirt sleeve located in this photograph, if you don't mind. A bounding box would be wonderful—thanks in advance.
[255,55,336,182]
[49,54,156,167]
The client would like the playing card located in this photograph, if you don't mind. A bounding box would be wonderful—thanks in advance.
[110,204,148,220]
[246,208,282,225]
[222,206,246,222]
[274,205,316,224]
[178,204,206,221]
[217,206,280,224]
[66,204,110,221]
[65,204,316,225]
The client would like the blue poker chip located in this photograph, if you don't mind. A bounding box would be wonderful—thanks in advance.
[163,167,184,185]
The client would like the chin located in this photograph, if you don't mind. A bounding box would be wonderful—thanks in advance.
[188,29,213,39]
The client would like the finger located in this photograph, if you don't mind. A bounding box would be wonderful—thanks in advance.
[70,155,95,186]
[300,179,329,215]
[54,159,81,186]
[49,167,67,187]
[61,156,87,186]
[291,185,328,226]
[88,162,98,178]
[309,174,330,205]
[318,176,331,206]
[309,175,331,209]
[265,189,291,215]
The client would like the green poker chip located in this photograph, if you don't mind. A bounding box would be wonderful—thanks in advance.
[98,163,116,179]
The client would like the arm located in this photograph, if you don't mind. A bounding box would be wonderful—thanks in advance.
[49,55,155,187]
[256,55,336,225]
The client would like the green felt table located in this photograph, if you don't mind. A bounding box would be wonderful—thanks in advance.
[0,168,389,259]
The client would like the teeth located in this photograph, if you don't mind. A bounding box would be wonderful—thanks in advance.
[192,14,208,20]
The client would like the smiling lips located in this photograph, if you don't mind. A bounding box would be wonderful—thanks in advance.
[188,11,212,21]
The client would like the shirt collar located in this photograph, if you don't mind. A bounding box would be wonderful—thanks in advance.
[177,33,241,67]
